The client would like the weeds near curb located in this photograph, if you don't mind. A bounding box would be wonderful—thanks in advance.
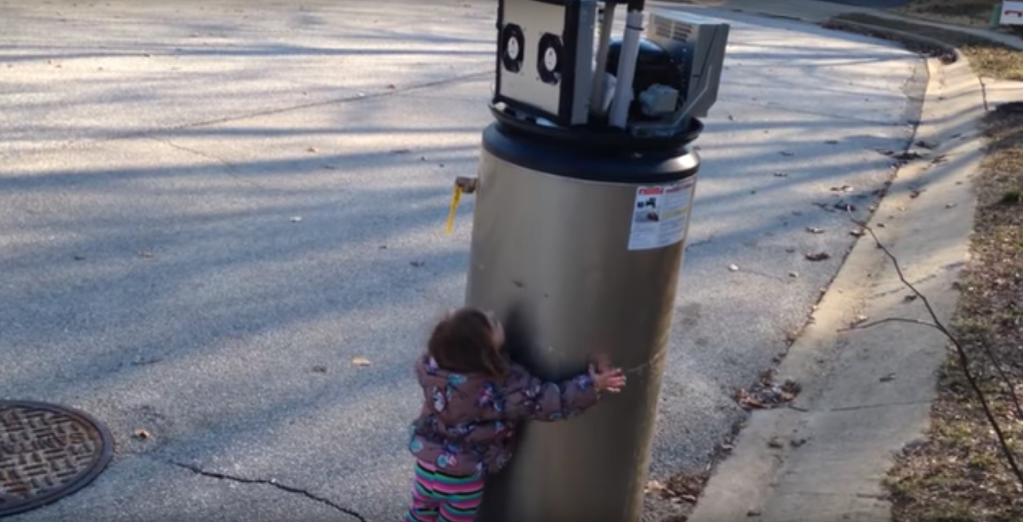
[1001,187,1022,204]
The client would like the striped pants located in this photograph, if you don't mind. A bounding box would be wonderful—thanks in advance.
[403,460,485,522]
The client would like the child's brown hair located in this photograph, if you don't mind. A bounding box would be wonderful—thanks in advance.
[428,307,509,379]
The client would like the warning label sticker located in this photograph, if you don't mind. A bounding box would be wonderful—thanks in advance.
[627,180,695,251]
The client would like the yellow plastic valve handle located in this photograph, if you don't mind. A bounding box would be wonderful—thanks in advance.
[444,183,463,235]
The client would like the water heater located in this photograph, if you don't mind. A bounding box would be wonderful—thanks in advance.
[464,2,732,522]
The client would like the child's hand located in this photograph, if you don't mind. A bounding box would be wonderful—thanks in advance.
[588,355,626,393]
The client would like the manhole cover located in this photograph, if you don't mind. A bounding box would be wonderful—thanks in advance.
[0,401,113,517]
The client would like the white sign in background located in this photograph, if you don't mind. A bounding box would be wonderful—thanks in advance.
[1000,1,1023,26]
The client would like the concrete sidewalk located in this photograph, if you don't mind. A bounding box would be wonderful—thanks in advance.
[654,0,863,22]
[687,3,1023,522]
[659,0,1023,50]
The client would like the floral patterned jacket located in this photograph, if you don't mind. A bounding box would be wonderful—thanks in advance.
[407,353,600,478]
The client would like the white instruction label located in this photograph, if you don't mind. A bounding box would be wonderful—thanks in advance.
[627,180,695,251]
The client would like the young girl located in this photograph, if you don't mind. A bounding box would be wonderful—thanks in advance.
[403,307,626,522]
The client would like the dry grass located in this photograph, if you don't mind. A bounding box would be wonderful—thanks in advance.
[895,0,1001,28]
[835,13,1023,80]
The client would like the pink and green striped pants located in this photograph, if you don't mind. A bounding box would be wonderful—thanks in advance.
[403,460,485,522]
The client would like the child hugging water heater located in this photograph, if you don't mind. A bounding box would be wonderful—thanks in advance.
[403,307,627,522]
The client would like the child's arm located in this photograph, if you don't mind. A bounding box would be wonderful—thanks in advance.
[501,359,624,422]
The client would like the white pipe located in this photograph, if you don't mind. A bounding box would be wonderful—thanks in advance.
[608,9,643,129]
[589,3,616,119]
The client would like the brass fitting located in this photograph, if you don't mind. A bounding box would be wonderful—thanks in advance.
[455,176,478,194]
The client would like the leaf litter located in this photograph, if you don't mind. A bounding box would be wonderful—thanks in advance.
[735,370,802,410]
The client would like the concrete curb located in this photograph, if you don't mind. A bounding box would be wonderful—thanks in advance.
[688,14,987,522]
[820,18,960,64]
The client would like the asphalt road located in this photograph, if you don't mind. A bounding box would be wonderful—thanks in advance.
[0,1,925,521]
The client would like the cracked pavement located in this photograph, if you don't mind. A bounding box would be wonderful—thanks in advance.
[168,460,367,522]
[0,1,926,520]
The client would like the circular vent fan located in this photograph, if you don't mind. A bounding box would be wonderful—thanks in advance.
[500,24,525,73]
[537,33,563,85]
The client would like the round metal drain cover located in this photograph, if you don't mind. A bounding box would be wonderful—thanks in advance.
[0,401,113,517]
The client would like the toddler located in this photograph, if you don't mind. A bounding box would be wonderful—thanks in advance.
[403,307,626,522]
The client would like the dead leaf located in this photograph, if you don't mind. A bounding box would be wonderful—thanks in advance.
[909,189,922,199]
[805,252,831,262]
[744,397,765,409]
[133,428,151,440]
[307,147,318,153]
[645,479,666,494]
[904,294,918,302]
[893,150,924,161]
[351,357,371,367]
[664,471,710,502]
[790,438,808,448]
[386,83,397,89]
[767,437,784,449]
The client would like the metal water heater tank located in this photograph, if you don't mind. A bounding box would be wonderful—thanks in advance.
[468,113,702,522]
